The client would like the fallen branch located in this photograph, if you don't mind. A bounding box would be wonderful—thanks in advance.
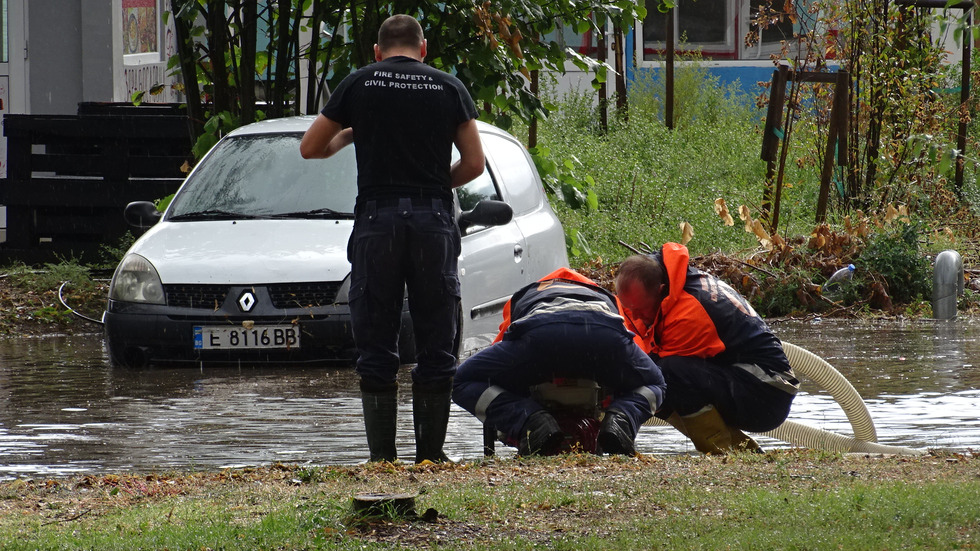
[734,259,777,279]
[42,509,91,526]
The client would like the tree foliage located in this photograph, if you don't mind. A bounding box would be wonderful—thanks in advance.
[151,0,659,237]
[753,0,978,221]
[157,0,648,151]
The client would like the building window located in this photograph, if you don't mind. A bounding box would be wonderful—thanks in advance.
[744,0,797,60]
[543,19,601,60]
[643,0,735,60]
[123,0,161,64]
[640,0,802,62]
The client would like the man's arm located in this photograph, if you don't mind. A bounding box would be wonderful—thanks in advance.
[450,118,485,188]
[299,114,352,159]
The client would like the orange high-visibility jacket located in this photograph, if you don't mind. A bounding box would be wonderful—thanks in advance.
[629,243,791,375]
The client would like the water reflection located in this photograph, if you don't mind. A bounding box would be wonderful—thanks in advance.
[0,318,978,480]
[770,317,980,452]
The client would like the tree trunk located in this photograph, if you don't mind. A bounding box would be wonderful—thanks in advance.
[169,0,204,140]
[240,0,258,124]
[269,1,292,117]
[304,0,324,114]
[207,1,233,116]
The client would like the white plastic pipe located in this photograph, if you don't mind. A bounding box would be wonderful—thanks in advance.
[932,250,963,320]
[644,340,924,455]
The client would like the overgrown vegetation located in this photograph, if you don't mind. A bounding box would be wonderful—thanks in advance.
[0,260,108,335]
[526,60,781,261]
[860,221,934,304]
[523,22,980,319]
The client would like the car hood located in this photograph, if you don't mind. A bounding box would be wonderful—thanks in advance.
[128,219,354,284]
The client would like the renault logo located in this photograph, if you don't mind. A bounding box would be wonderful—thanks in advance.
[238,290,257,312]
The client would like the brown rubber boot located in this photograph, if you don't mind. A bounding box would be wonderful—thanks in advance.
[729,427,762,453]
[665,412,690,437]
[679,406,733,455]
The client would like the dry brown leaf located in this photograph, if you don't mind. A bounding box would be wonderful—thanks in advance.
[784,0,797,23]
[714,198,734,226]
[772,233,786,249]
[748,219,774,251]
[738,204,752,221]
[680,221,694,245]
[814,233,826,249]
[885,204,900,223]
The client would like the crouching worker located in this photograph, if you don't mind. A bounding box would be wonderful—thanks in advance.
[452,267,666,456]
[616,243,800,455]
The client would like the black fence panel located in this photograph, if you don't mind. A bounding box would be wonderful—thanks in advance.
[1,103,193,265]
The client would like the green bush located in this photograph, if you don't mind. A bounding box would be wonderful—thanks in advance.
[859,221,932,303]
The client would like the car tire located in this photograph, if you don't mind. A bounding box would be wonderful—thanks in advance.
[104,337,148,369]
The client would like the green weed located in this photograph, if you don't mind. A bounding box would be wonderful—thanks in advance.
[1,259,106,331]
[529,58,813,263]
[96,231,137,271]
[859,221,932,303]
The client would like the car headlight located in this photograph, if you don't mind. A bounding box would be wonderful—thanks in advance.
[109,254,166,304]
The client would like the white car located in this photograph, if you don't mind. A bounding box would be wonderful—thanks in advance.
[103,117,569,368]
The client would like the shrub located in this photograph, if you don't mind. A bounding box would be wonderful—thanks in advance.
[858,221,932,304]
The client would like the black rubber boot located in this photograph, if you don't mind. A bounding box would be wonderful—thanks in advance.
[597,410,637,456]
[412,380,452,464]
[361,386,398,463]
[518,410,564,457]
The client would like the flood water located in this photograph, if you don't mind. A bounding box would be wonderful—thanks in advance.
[1,318,978,480]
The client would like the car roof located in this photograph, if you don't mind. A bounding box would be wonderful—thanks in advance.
[226,116,504,138]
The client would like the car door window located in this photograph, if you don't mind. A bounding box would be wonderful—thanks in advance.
[481,134,540,216]
[456,169,499,212]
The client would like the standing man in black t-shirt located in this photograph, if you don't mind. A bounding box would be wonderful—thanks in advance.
[300,14,484,464]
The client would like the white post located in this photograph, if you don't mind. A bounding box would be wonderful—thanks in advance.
[932,250,963,320]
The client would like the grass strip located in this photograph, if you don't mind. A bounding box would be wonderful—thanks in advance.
[1,450,976,550]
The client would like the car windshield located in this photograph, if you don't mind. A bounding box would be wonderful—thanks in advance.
[168,133,357,219]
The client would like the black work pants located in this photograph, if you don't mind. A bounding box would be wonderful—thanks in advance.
[348,197,461,390]
[653,355,794,432]
[453,317,665,442]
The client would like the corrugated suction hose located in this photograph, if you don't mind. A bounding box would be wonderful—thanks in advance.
[645,340,925,455]
[780,341,876,442]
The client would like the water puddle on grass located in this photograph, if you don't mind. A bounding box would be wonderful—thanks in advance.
[1,318,978,479]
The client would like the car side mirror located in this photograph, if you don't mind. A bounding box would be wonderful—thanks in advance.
[124,201,162,229]
[458,200,513,233]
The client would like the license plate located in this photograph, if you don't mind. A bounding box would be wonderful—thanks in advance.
[193,325,300,350]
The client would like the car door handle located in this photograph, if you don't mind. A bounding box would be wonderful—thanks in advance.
[514,244,524,262]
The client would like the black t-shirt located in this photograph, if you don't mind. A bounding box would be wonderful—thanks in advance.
[321,56,479,201]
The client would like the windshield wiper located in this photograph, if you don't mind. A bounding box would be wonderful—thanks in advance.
[269,208,355,219]
[168,209,259,221]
